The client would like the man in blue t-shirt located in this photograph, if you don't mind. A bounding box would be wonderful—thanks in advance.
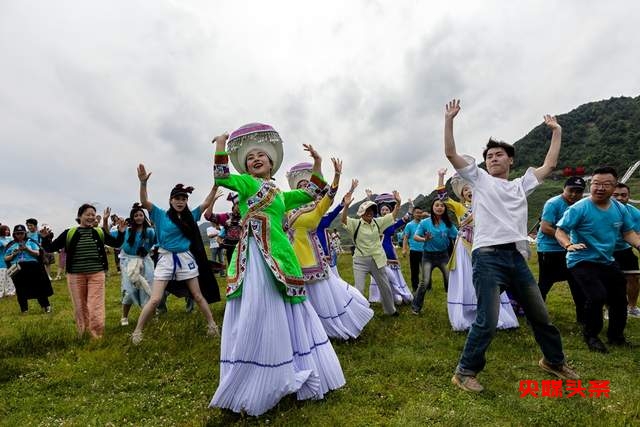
[612,183,640,318]
[402,206,425,292]
[556,167,640,353]
[536,176,586,324]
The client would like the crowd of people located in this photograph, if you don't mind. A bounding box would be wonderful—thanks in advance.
[2,98,639,415]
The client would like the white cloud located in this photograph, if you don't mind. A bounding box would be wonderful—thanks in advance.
[1,0,639,232]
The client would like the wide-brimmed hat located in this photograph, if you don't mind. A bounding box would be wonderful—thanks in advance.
[286,162,313,190]
[375,193,396,212]
[450,155,475,200]
[227,123,284,176]
[357,200,378,217]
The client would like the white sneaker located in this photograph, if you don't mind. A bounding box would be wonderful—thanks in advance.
[120,317,129,326]
[628,306,640,318]
[131,331,143,345]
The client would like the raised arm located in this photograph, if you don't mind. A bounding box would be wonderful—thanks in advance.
[533,115,562,182]
[303,144,323,177]
[137,164,153,211]
[444,99,471,170]
[102,207,111,231]
[199,186,223,214]
[341,191,354,225]
[391,190,401,219]
[437,168,447,188]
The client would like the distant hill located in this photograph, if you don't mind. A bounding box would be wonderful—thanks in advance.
[512,95,640,176]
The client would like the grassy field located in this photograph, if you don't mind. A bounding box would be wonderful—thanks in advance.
[1,250,639,426]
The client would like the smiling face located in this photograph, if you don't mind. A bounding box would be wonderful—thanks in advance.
[485,147,513,178]
[362,206,376,223]
[246,149,273,179]
[380,205,391,215]
[431,200,446,217]
[296,179,309,189]
[132,211,145,226]
[461,185,472,202]
[170,195,189,212]
[78,207,97,227]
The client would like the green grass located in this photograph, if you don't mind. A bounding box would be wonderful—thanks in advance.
[1,251,639,426]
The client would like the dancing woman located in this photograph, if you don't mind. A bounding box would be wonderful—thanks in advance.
[130,167,220,344]
[209,124,344,416]
[368,193,413,305]
[411,198,458,314]
[437,167,519,331]
[286,155,373,340]
[112,204,156,327]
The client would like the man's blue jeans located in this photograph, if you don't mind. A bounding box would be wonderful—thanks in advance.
[456,245,565,376]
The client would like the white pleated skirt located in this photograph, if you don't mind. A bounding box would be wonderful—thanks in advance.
[369,265,413,305]
[210,238,345,416]
[306,268,373,340]
[447,238,519,331]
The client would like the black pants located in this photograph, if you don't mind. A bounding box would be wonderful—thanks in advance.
[18,295,50,312]
[224,244,237,265]
[409,250,422,291]
[569,261,627,341]
[537,251,586,323]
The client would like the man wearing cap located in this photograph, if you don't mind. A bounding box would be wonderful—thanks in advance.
[555,167,640,353]
[536,176,587,324]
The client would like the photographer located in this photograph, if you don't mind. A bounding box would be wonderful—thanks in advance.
[4,224,53,313]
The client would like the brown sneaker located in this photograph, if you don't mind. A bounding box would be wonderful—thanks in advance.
[538,358,579,380]
[452,373,484,392]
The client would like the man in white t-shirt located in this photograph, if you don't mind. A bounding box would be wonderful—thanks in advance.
[443,99,578,393]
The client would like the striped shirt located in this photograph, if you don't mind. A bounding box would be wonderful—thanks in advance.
[68,227,104,273]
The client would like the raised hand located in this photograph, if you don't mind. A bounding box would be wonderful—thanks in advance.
[114,217,127,232]
[214,186,224,200]
[344,192,355,206]
[437,168,448,177]
[365,188,373,199]
[103,207,111,219]
[348,178,359,194]
[138,164,152,182]
[445,99,461,120]
[331,157,342,174]
[543,115,561,131]
[303,144,321,162]
[392,190,401,203]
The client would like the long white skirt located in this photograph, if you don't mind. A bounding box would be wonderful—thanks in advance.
[0,268,16,298]
[447,238,519,331]
[210,238,345,416]
[306,268,373,340]
[369,265,413,305]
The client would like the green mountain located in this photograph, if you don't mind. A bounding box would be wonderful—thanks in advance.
[513,95,640,175]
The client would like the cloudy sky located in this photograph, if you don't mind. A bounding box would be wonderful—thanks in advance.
[2,0,639,232]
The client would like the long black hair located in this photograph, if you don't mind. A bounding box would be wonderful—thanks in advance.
[430,199,453,228]
[167,184,200,244]
[127,203,151,247]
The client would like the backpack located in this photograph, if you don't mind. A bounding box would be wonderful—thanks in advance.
[66,227,104,249]
[352,219,380,255]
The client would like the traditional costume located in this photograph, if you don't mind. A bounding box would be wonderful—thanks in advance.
[210,123,344,416]
[286,162,373,340]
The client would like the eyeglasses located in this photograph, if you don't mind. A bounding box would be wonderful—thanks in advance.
[590,182,615,189]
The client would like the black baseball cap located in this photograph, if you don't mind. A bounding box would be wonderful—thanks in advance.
[564,176,586,189]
